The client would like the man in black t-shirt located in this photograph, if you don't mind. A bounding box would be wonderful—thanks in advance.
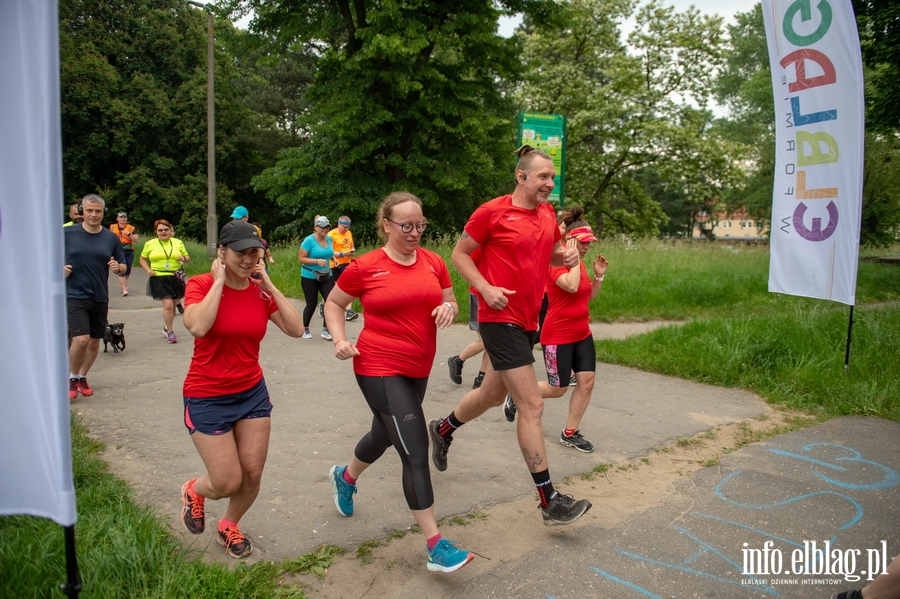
[63,194,126,400]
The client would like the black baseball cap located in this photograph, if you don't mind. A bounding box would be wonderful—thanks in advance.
[219,220,264,252]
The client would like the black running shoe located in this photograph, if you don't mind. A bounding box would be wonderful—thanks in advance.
[176,302,184,314]
[472,373,484,389]
[503,394,516,422]
[560,430,594,453]
[428,420,452,472]
[447,356,463,384]
[540,492,592,526]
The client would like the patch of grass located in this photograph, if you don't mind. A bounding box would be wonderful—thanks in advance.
[596,304,900,421]
[355,540,382,564]
[702,454,720,468]
[438,510,489,527]
[281,545,346,577]
[580,463,611,481]
[677,437,703,447]
[731,415,823,451]
[386,529,408,541]
[640,457,650,464]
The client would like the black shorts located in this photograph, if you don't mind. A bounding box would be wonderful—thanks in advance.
[67,297,108,338]
[332,263,348,281]
[468,292,479,331]
[183,377,272,435]
[479,322,539,371]
[543,334,596,388]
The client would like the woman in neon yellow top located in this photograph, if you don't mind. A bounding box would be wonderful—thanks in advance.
[140,219,191,343]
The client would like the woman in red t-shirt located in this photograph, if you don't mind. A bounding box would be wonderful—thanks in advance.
[177,220,304,559]
[504,206,608,454]
[322,192,474,573]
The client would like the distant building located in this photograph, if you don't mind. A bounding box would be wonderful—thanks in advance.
[693,209,767,241]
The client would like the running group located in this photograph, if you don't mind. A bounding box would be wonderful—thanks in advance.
[70,145,609,573]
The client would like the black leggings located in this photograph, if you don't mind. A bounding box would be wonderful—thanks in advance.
[353,375,433,511]
[301,276,334,327]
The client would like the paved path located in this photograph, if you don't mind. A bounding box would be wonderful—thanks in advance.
[74,268,900,598]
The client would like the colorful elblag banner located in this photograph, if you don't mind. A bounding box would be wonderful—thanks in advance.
[0,0,77,526]
[762,0,864,306]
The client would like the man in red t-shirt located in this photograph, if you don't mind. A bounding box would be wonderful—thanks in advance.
[429,146,593,526]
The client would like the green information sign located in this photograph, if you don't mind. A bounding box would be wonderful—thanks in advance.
[516,111,567,206]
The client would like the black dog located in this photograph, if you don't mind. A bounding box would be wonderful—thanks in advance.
[103,322,126,353]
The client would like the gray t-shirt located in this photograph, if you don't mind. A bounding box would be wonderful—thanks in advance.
[64,224,125,302]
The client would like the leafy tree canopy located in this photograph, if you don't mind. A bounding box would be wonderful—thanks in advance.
[59,0,270,239]
[515,0,746,238]
[228,0,555,241]
[852,0,900,132]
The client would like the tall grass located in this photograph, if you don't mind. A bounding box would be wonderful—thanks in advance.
[595,303,900,420]
[175,238,900,322]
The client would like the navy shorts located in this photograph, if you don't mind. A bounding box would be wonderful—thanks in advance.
[479,322,539,371]
[543,334,596,388]
[183,377,272,435]
[118,250,134,277]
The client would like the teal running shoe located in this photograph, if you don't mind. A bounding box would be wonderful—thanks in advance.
[426,538,474,573]
[329,465,357,516]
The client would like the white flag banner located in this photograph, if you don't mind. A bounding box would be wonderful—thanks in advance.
[762,0,864,306]
[0,0,77,526]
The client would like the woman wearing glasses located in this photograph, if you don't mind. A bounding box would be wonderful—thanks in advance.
[140,220,190,343]
[178,220,303,559]
[323,192,474,573]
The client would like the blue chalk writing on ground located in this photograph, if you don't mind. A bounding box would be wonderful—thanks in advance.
[582,442,897,598]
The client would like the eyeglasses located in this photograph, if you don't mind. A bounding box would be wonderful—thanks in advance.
[156,228,171,233]
[388,219,428,234]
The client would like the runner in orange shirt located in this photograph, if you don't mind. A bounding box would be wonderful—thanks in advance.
[110,212,138,296]
[327,215,358,321]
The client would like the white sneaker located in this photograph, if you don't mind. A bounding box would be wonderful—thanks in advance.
[321,328,333,340]
[302,329,312,339]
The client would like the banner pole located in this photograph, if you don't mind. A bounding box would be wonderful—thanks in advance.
[844,305,855,374]
[60,525,81,598]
